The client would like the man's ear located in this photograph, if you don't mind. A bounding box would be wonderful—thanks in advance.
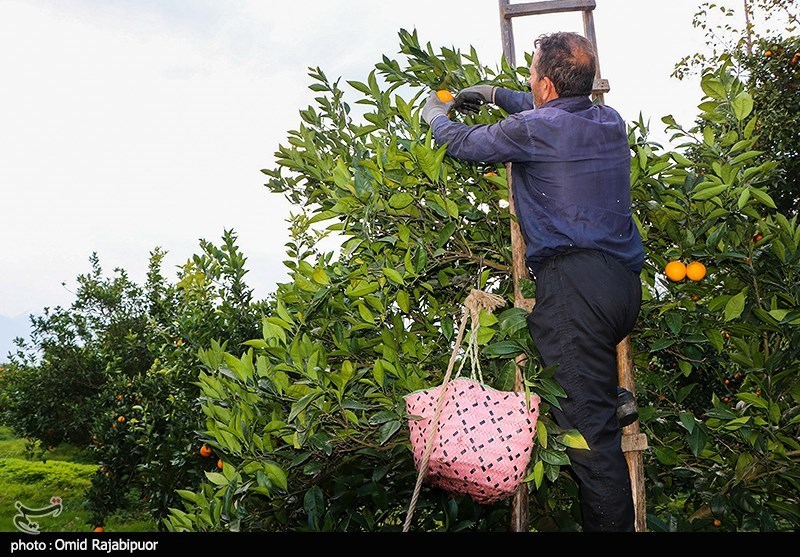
[542,77,559,101]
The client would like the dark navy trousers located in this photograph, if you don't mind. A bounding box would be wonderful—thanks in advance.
[526,249,641,532]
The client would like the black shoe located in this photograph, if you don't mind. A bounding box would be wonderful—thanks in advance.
[617,387,639,427]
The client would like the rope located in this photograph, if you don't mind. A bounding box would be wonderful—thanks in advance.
[402,289,505,532]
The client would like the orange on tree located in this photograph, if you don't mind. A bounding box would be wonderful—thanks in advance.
[200,444,213,458]
[217,459,224,470]
[665,260,687,282]
[436,89,454,102]
[686,261,706,281]
[93,526,105,532]
[117,415,125,423]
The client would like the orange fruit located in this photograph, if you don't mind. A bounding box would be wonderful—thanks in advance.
[665,261,687,282]
[94,526,105,532]
[199,444,212,458]
[765,50,772,57]
[686,261,706,281]
[436,90,454,102]
[117,415,125,423]
[217,459,224,470]
[713,519,721,527]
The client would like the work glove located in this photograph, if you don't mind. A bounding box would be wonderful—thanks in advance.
[421,90,454,126]
[453,85,497,114]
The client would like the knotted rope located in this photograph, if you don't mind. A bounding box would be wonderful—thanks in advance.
[402,288,506,532]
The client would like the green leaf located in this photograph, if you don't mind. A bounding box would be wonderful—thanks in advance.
[312,268,330,285]
[383,267,404,285]
[692,183,728,200]
[264,462,288,491]
[532,460,544,489]
[204,472,228,486]
[358,302,375,322]
[536,420,547,449]
[748,187,776,209]
[303,486,324,528]
[389,192,414,209]
[559,431,589,450]
[482,340,524,357]
[652,445,678,465]
[731,91,753,121]
[687,424,708,457]
[731,150,763,165]
[736,393,768,410]
[737,187,751,210]
[700,76,726,100]
[396,290,410,313]
[379,420,401,445]
[288,390,321,422]
[539,448,570,466]
[346,280,379,298]
[372,360,384,386]
[724,291,746,322]
[650,338,675,352]
[679,412,696,433]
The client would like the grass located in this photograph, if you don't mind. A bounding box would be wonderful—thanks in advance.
[0,426,157,533]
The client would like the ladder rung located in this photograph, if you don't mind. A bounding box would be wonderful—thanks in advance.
[621,433,648,453]
[502,0,596,19]
[593,78,610,94]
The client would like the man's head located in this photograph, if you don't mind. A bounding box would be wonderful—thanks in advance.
[528,32,597,106]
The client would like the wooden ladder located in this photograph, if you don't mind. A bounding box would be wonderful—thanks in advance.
[497,0,648,533]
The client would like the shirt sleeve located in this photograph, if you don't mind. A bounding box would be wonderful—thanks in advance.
[494,88,534,114]
[431,113,534,164]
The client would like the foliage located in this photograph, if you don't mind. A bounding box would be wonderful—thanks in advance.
[738,35,800,213]
[165,29,584,533]
[85,231,266,528]
[672,1,799,213]
[163,28,800,533]
[3,254,151,448]
[631,64,800,531]
[1,231,267,529]
[3,13,797,533]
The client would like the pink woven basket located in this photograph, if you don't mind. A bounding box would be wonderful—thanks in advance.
[405,377,540,504]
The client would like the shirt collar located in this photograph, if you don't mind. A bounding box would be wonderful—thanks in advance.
[539,96,594,111]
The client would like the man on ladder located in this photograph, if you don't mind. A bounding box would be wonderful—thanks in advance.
[420,31,644,532]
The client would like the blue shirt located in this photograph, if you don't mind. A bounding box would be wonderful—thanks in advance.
[431,89,644,275]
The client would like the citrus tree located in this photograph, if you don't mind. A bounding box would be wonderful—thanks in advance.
[165,30,586,533]
[630,61,800,531]
[165,29,799,532]
[0,230,268,529]
[674,0,799,212]
[85,231,267,528]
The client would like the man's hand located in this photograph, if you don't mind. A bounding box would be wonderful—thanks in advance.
[453,85,497,114]
[421,90,454,126]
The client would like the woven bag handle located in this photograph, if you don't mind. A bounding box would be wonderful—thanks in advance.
[402,289,505,532]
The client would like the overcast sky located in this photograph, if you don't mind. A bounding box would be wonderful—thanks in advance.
[1,0,715,356]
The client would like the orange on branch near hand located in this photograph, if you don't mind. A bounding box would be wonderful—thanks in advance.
[686,261,706,281]
[665,261,687,282]
[436,90,454,102]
